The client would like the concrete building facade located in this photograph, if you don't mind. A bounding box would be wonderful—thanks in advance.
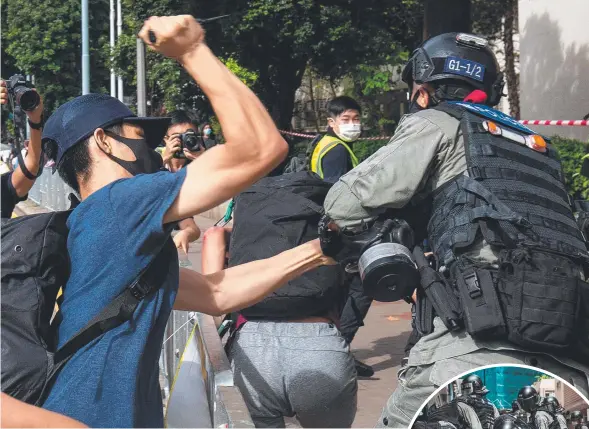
[518,0,589,141]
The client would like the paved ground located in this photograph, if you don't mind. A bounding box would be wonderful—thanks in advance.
[15,200,414,428]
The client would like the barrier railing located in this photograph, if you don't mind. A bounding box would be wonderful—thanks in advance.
[27,175,253,428]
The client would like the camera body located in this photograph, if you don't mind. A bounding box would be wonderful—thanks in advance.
[6,74,40,112]
[173,130,204,158]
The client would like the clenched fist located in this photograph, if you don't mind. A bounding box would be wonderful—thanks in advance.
[138,15,205,60]
[0,80,7,105]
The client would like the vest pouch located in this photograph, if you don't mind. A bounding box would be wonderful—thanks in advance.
[454,265,506,339]
[496,249,580,352]
[575,277,589,361]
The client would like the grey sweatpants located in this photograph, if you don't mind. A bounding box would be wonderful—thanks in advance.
[229,321,358,428]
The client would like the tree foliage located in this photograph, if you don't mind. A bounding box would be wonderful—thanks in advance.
[2,0,512,134]
[3,0,111,113]
[552,136,589,200]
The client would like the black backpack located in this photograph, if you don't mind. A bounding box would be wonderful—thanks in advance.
[228,171,346,319]
[1,209,161,405]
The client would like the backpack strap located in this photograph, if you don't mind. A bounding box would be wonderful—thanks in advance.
[52,260,160,364]
[36,256,162,406]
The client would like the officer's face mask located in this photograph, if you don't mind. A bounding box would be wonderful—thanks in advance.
[102,130,163,176]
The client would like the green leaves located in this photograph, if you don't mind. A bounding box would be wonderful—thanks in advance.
[552,136,589,200]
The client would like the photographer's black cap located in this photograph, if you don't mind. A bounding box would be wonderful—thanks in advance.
[43,93,170,168]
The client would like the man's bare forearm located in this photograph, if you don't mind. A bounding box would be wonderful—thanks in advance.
[1,393,87,428]
[174,239,332,315]
[179,45,285,160]
[12,128,42,197]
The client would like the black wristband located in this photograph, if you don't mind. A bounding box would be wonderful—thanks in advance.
[28,115,44,130]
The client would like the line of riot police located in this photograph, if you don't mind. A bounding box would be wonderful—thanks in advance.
[412,376,588,429]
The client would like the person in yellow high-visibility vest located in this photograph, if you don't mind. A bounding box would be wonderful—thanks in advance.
[310,96,361,183]
[310,96,376,378]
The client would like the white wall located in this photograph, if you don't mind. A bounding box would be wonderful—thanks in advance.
[519,0,589,141]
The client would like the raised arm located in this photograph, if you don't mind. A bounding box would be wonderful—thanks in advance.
[174,239,333,315]
[0,80,44,197]
[138,16,288,224]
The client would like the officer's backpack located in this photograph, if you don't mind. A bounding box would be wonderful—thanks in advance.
[1,208,161,405]
[228,171,346,319]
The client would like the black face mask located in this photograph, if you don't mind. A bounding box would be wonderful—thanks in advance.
[103,131,163,176]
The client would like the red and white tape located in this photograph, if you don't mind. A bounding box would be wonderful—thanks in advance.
[279,130,391,140]
[519,120,589,127]
[280,120,588,140]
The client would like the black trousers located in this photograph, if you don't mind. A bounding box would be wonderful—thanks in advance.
[339,275,373,345]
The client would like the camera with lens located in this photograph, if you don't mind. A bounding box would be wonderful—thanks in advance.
[357,218,421,302]
[321,217,420,302]
[174,130,204,159]
[6,74,40,112]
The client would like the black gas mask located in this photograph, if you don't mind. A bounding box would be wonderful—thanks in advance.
[319,216,420,302]
[104,130,163,176]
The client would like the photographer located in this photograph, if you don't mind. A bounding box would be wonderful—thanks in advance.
[161,110,204,172]
[0,79,44,218]
[161,110,205,252]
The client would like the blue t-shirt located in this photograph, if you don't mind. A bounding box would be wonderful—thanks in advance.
[43,168,187,427]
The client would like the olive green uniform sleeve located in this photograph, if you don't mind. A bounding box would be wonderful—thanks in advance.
[324,110,463,229]
[456,402,484,429]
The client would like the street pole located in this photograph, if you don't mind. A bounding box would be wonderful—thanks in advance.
[136,39,147,116]
[116,0,124,103]
[81,0,90,95]
[110,0,116,97]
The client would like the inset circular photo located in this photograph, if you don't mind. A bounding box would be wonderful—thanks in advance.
[410,365,589,429]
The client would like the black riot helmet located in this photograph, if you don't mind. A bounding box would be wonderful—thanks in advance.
[543,396,564,414]
[571,411,584,422]
[461,374,490,396]
[493,414,531,429]
[512,400,521,411]
[517,386,540,413]
[402,32,505,106]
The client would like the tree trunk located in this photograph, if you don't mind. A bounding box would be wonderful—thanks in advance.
[263,57,308,131]
[503,0,520,119]
[308,70,321,132]
[423,0,472,40]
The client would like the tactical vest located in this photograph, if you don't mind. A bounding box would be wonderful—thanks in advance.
[429,402,467,429]
[535,410,561,429]
[458,396,495,429]
[310,135,359,179]
[425,102,589,354]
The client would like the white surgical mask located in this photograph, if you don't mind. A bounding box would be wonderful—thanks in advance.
[337,123,362,142]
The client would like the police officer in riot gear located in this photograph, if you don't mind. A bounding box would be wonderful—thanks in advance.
[542,396,567,429]
[493,414,532,429]
[456,375,500,429]
[416,391,470,429]
[571,411,589,429]
[320,31,589,428]
[451,380,484,429]
[517,386,559,429]
[510,400,529,424]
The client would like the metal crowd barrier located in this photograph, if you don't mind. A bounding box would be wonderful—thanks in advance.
[28,174,253,428]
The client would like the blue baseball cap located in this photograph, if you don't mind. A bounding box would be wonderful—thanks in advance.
[42,93,171,167]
